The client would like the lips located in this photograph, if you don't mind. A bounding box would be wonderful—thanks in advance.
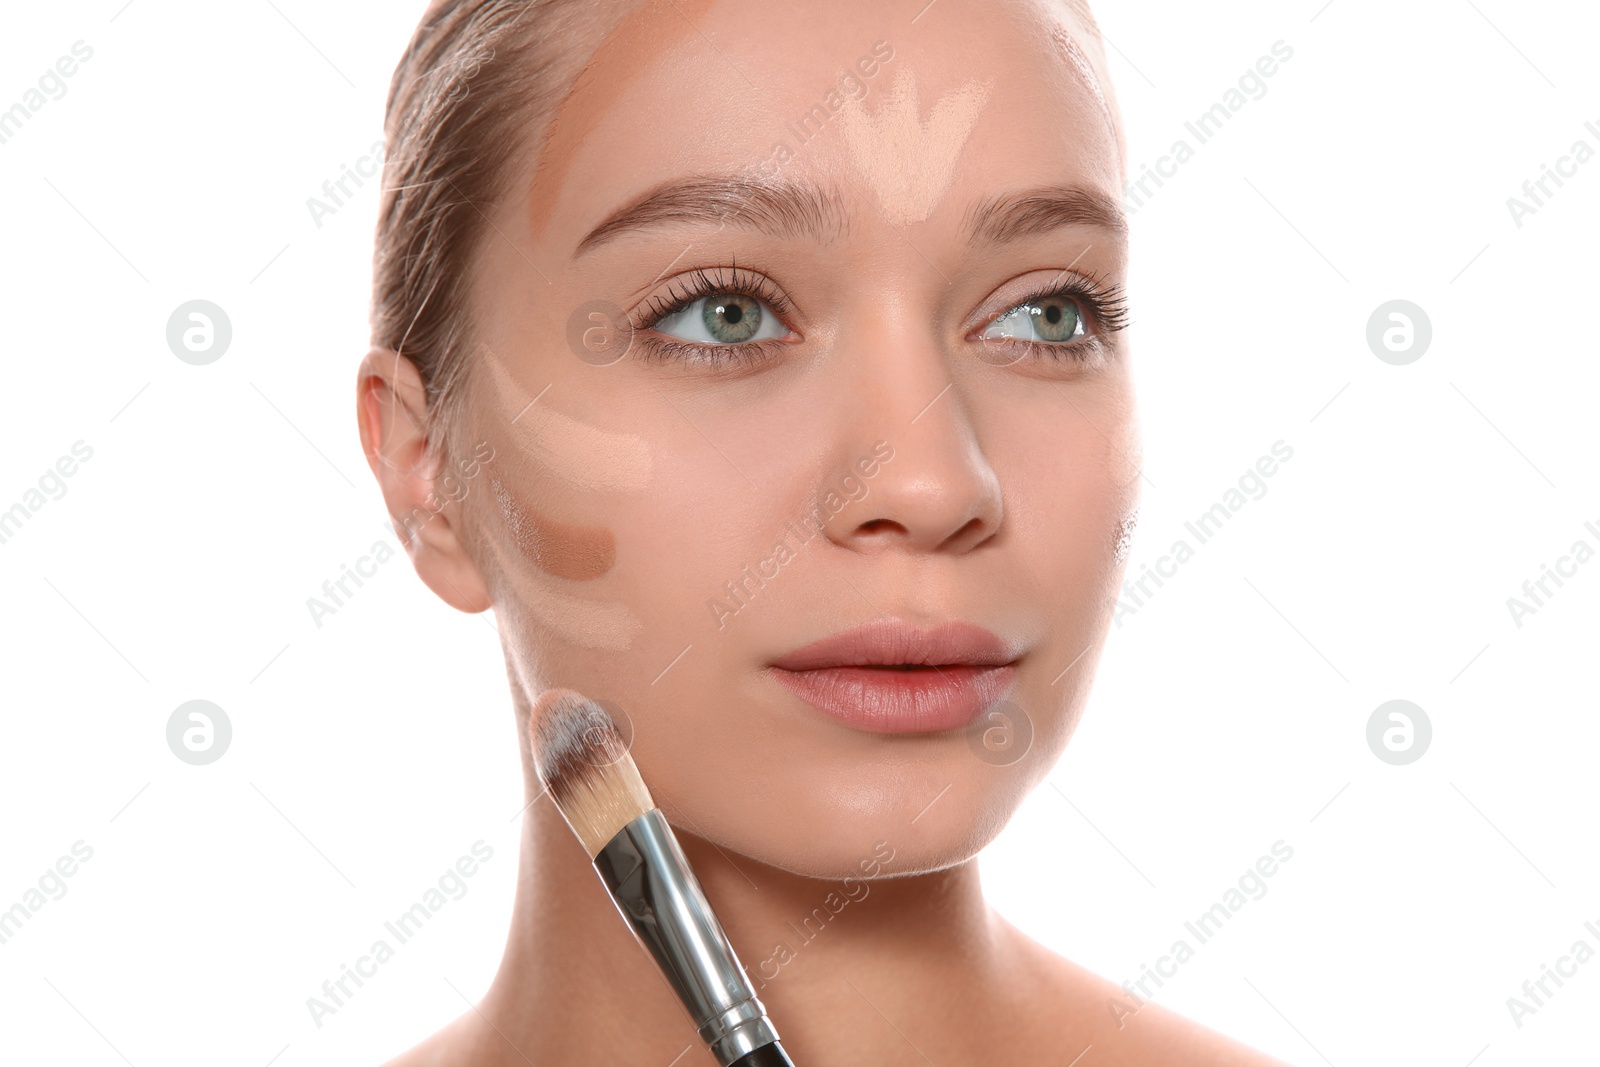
[768,619,1020,734]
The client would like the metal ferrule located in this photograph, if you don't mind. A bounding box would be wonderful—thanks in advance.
[593,808,781,1066]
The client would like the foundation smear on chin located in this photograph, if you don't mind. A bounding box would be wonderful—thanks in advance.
[835,66,993,228]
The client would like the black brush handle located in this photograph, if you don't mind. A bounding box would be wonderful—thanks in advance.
[729,1041,795,1067]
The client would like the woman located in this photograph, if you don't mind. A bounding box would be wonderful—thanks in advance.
[357,0,1291,1062]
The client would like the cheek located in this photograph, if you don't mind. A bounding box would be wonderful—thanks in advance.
[1006,383,1139,576]
[483,353,654,493]
[468,354,666,650]
[994,378,1139,737]
[600,397,823,635]
[492,476,615,581]
[481,531,644,654]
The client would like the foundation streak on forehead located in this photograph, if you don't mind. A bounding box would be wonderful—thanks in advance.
[526,0,715,243]
[1049,24,1122,162]
[835,66,993,229]
[484,532,642,651]
[482,353,653,492]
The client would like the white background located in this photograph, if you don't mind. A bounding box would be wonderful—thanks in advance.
[1,1,1595,1064]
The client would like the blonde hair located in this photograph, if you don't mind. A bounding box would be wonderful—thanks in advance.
[372,0,612,461]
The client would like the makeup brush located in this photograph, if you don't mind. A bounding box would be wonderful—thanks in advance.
[531,688,797,1067]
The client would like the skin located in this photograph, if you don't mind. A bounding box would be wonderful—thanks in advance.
[357,0,1294,1062]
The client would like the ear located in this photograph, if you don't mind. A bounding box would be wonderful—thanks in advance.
[356,347,492,613]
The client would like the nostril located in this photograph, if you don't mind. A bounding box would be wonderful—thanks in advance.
[855,518,906,536]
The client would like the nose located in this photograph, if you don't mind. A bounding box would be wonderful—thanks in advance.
[819,318,1004,556]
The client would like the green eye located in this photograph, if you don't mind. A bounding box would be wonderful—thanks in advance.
[983,296,1086,344]
[653,292,787,345]
[1027,296,1083,342]
[703,294,762,343]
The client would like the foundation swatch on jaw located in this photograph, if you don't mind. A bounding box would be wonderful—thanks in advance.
[1112,509,1139,564]
[493,475,615,581]
[485,534,643,651]
[835,66,993,228]
[482,353,653,492]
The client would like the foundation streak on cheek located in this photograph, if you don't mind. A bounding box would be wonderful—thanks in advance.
[493,476,615,581]
[835,66,993,228]
[482,355,653,492]
[484,534,643,651]
[526,0,715,242]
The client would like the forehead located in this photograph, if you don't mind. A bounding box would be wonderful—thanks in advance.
[526,0,1122,248]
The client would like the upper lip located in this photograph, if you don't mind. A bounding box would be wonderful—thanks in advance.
[770,618,1018,671]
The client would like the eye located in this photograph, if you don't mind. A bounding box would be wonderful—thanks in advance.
[652,292,789,345]
[630,265,798,369]
[970,273,1129,365]
[980,294,1086,344]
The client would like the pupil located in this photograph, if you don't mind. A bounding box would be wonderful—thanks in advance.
[1044,305,1061,324]
[721,303,743,325]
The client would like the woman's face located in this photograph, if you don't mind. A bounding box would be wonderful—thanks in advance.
[458,0,1138,878]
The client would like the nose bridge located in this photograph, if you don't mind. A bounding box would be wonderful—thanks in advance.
[817,309,1004,554]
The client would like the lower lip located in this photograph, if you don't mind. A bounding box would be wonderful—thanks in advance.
[769,663,1018,734]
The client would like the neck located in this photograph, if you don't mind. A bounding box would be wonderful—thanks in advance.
[472,774,1015,1063]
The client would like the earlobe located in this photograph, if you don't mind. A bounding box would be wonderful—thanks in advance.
[355,347,493,614]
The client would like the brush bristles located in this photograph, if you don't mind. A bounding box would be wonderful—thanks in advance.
[531,689,654,858]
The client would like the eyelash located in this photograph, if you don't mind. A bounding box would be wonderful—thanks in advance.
[629,266,1130,368]
[631,264,794,368]
[980,273,1130,364]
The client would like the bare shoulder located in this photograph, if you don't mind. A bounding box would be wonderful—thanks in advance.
[995,916,1298,1066]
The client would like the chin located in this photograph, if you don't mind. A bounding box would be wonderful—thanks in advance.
[653,732,1058,882]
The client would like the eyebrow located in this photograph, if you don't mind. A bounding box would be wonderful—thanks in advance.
[963,186,1129,244]
[574,176,851,257]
